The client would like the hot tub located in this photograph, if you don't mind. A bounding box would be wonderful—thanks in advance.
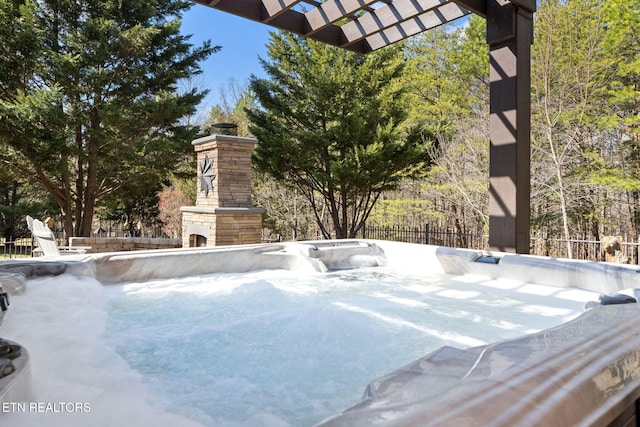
[1,240,639,426]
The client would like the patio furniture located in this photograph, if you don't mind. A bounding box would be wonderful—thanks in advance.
[25,216,90,257]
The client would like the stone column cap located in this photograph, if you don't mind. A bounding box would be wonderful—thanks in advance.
[192,134,258,147]
[180,206,264,214]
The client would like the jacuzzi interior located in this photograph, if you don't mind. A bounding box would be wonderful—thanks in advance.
[2,239,640,427]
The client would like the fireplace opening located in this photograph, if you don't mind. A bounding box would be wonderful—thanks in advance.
[189,234,207,248]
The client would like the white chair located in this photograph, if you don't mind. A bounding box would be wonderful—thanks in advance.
[26,216,90,257]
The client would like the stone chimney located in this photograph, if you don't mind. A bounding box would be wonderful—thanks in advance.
[180,131,263,247]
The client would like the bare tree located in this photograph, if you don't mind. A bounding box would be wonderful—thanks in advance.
[425,119,490,234]
[531,0,612,258]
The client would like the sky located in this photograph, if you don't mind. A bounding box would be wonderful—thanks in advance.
[180,4,274,114]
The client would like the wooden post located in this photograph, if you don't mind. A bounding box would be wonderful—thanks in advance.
[487,1,534,253]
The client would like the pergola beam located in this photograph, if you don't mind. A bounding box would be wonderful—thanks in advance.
[305,0,381,35]
[341,0,469,49]
[262,0,304,22]
[509,0,535,12]
[451,0,486,17]
[191,0,472,53]
[362,3,469,50]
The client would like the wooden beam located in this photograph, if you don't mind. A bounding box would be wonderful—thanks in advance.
[262,0,303,22]
[510,0,536,13]
[192,0,474,52]
[305,0,380,34]
[341,0,446,40]
[341,0,465,47]
[196,0,368,51]
[363,3,468,50]
[451,0,486,18]
[206,0,265,22]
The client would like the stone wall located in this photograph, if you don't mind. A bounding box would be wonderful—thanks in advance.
[69,237,182,253]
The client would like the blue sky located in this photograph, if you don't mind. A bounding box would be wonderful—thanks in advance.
[180,5,273,112]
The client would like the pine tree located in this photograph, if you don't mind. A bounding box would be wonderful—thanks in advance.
[600,0,640,240]
[248,32,434,239]
[0,0,218,237]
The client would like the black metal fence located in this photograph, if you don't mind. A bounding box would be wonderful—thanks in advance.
[359,224,490,249]
[531,237,640,264]
[359,224,640,264]
[0,239,37,259]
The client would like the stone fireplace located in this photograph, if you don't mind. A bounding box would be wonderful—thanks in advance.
[180,132,263,247]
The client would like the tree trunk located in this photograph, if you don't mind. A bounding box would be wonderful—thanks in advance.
[546,128,573,259]
[73,121,84,237]
[79,109,101,237]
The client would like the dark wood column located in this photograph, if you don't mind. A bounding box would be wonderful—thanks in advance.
[487,1,534,253]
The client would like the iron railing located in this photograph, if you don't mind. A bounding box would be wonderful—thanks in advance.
[360,224,640,264]
[0,239,36,259]
[359,224,489,249]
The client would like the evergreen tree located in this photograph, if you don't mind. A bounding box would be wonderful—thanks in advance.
[248,32,433,239]
[403,17,488,138]
[0,177,57,242]
[600,0,640,239]
[0,0,217,237]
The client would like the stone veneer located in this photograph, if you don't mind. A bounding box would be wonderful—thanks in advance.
[180,133,263,247]
[181,207,263,247]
